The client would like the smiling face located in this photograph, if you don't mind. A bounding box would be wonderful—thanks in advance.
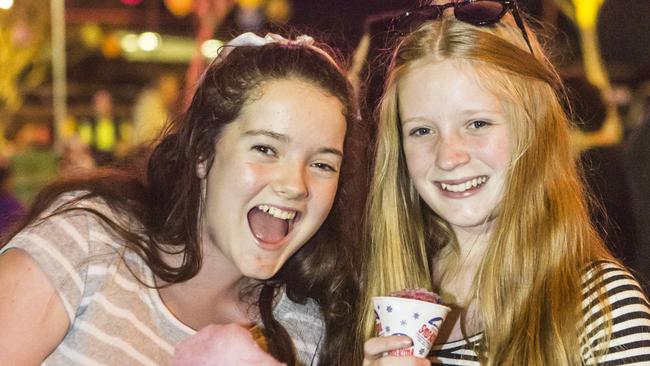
[398,59,512,239]
[199,78,346,280]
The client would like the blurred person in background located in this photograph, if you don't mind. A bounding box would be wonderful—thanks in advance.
[625,82,650,291]
[562,72,639,275]
[0,156,25,236]
[132,73,180,147]
[57,136,96,176]
[9,121,59,205]
[78,89,132,166]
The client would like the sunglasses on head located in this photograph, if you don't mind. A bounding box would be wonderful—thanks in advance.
[390,0,534,55]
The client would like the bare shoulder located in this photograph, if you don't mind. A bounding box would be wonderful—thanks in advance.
[0,248,69,364]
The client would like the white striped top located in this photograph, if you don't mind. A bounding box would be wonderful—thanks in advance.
[429,261,650,365]
[1,194,325,365]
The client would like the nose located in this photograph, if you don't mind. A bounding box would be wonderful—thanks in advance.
[272,163,309,200]
[435,133,470,171]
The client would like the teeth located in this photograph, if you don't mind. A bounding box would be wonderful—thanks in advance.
[257,205,296,220]
[440,176,487,192]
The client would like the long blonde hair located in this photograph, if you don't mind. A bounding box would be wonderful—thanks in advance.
[356,18,615,365]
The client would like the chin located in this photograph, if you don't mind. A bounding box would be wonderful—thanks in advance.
[243,264,280,280]
[249,273,273,281]
[450,215,495,230]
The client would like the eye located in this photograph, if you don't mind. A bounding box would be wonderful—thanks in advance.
[469,120,491,129]
[312,162,338,173]
[409,127,432,137]
[252,145,277,156]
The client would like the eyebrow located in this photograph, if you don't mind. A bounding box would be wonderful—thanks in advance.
[318,147,343,158]
[244,129,290,142]
[244,129,343,157]
[401,109,502,124]
[401,117,432,125]
[460,108,502,116]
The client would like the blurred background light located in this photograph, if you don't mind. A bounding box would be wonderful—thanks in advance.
[137,32,161,52]
[80,23,103,49]
[101,33,122,58]
[200,39,224,59]
[0,0,13,10]
[120,33,195,63]
[237,0,263,9]
[164,0,193,18]
[120,33,139,53]
[265,0,291,24]
[120,0,143,6]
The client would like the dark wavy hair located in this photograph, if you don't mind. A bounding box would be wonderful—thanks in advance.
[5,39,362,365]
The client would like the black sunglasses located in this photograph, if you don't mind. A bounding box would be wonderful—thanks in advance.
[390,0,534,55]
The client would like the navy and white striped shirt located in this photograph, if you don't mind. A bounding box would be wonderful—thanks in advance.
[429,261,650,365]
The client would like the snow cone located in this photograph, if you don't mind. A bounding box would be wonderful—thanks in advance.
[372,288,450,358]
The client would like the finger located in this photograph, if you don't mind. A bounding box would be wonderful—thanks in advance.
[364,336,413,360]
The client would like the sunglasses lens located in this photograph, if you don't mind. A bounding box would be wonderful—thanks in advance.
[394,7,443,33]
[456,1,506,25]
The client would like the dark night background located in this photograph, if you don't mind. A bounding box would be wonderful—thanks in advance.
[14,0,650,126]
[289,0,650,83]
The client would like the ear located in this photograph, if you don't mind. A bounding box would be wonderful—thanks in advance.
[196,159,208,179]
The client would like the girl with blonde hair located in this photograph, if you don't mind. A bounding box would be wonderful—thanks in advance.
[358,1,650,365]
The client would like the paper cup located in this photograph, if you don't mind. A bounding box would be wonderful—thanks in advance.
[372,296,451,358]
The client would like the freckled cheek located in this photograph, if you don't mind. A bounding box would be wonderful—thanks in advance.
[238,163,274,191]
[403,144,430,179]
[326,180,340,206]
[480,138,512,171]
[315,174,336,194]
[311,179,339,217]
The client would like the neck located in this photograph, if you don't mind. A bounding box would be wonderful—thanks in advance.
[157,244,257,330]
[431,228,490,342]
[433,225,491,300]
[453,221,493,258]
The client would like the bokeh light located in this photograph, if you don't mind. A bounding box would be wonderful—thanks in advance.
[0,0,14,10]
[138,32,161,52]
[120,33,139,53]
[164,0,192,17]
[101,33,122,58]
[80,23,104,49]
[237,0,263,10]
[120,0,143,6]
[201,39,224,58]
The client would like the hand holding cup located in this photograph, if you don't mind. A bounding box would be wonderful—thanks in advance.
[372,288,450,358]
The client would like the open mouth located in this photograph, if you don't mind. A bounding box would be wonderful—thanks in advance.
[247,204,298,245]
[439,176,488,193]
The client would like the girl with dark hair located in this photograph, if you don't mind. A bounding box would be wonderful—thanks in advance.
[0,32,361,366]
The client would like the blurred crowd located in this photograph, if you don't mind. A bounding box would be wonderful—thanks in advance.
[0,72,181,234]
[562,73,650,284]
